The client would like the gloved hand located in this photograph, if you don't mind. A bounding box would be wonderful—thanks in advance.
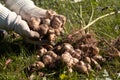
[5,0,66,31]
[0,3,40,43]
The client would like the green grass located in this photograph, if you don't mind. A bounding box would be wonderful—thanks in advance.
[0,0,120,80]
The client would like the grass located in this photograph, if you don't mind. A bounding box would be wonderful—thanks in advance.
[0,0,120,80]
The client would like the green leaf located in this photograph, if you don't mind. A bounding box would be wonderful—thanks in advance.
[59,74,68,80]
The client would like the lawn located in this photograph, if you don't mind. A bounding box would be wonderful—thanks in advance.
[0,0,120,80]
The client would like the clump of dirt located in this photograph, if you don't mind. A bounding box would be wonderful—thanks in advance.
[103,37,120,57]
[113,37,120,52]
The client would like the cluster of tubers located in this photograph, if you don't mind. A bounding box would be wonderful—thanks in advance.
[28,33,105,76]
[28,10,66,43]
[25,9,107,77]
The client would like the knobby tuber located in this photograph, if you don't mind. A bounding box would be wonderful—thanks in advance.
[30,61,45,72]
[74,63,88,74]
[42,54,53,65]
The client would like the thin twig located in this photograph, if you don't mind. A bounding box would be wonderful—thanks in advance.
[87,1,94,33]
[70,11,120,37]
[79,5,86,27]
[88,1,94,24]
[81,11,120,30]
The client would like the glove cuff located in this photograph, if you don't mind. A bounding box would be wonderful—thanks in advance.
[0,3,11,28]
[5,0,36,14]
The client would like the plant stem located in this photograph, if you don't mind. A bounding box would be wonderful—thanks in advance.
[81,11,120,31]
[88,1,94,24]
[69,11,120,37]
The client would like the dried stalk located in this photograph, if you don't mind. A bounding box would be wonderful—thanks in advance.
[81,11,120,31]
[70,11,120,37]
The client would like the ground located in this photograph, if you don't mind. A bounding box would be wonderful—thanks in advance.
[0,0,120,80]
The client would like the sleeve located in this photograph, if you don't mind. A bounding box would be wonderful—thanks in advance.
[0,3,11,29]
[0,3,31,36]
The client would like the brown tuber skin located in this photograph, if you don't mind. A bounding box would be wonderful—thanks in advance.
[49,33,56,42]
[79,61,85,65]
[37,47,47,57]
[68,67,73,73]
[42,18,51,25]
[51,16,62,29]
[84,57,91,64]
[29,17,41,30]
[61,51,73,65]
[62,43,74,52]
[31,61,45,70]
[70,51,81,59]
[91,58,102,70]
[72,58,79,65]
[74,61,88,74]
[42,55,53,65]
[39,24,49,35]
[74,64,88,74]
[54,15,66,27]
[46,10,57,19]
[55,29,61,36]
[75,49,82,54]
[92,46,100,56]
[62,51,80,72]
[46,51,58,60]
[86,63,92,71]
[93,55,105,62]
[36,61,45,69]
[43,45,54,50]
[51,15,66,28]
[61,51,74,70]
[48,28,55,34]
[58,27,65,35]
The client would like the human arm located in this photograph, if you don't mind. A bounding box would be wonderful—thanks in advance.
[0,3,40,41]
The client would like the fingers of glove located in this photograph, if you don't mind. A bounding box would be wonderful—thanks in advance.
[29,7,47,18]
[20,7,47,21]
[28,30,40,39]
[14,20,40,39]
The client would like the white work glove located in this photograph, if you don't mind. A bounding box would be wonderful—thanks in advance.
[5,0,66,30]
[0,3,40,42]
